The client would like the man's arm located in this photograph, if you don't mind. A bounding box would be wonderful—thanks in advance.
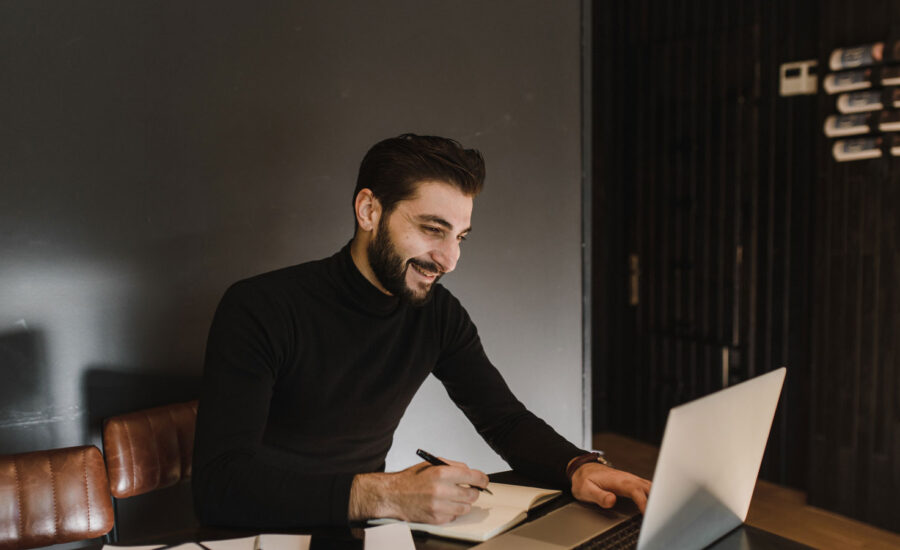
[348,460,487,524]
[431,298,583,486]
[193,282,355,527]
[436,352,652,512]
[194,282,487,527]
[432,293,652,511]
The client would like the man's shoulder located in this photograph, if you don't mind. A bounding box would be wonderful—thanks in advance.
[428,283,469,317]
[243,255,331,285]
[223,251,338,302]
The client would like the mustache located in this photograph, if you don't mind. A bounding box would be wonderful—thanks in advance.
[408,258,443,274]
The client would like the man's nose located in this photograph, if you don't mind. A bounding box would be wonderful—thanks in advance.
[433,239,460,273]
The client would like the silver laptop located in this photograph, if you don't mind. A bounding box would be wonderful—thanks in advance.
[473,367,786,550]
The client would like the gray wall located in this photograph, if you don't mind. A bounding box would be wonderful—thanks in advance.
[0,0,585,477]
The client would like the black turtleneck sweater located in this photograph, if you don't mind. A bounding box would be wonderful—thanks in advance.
[192,244,585,528]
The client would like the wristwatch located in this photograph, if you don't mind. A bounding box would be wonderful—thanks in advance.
[566,451,612,479]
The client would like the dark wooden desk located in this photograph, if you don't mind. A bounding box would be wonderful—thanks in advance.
[98,465,812,550]
[99,472,547,550]
[97,433,874,549]
[594,432,900,549]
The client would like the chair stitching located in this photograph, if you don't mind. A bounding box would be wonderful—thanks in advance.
[165,407,183,477]
[47,455,59,537]
[146,412,161,488]
[82,448,91,532]
[123,420,136,494]
[13,458,23,541]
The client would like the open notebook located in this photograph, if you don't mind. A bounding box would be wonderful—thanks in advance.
[369,482,561,542]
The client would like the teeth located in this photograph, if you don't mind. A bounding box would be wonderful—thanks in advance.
[412,264,437,277]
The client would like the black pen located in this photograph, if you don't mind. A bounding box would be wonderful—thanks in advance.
[416,448,493,495]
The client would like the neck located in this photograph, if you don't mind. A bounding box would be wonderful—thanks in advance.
[350,234,392,295]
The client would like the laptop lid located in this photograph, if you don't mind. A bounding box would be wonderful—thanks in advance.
[637,367,786,550]
[472,368,786,550]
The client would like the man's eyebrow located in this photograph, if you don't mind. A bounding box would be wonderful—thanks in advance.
[417,214,472,234]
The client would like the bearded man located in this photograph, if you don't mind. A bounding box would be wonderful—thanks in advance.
[192,134,650,528]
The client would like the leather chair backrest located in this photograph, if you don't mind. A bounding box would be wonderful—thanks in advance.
[102,400,199,499]
[0,445,114,550]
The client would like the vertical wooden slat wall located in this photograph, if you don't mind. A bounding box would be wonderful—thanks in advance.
[592,0,899,532]
[808,0,900,531]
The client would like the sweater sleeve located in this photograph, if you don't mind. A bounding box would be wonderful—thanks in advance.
[431,294,586,488]
[192,281,355,528]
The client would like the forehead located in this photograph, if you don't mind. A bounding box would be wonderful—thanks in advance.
[397,180,473,227]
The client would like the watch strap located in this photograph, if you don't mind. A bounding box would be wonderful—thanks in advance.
[566,451,611,479]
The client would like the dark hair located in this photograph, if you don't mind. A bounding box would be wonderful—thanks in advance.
[353,134,485,221]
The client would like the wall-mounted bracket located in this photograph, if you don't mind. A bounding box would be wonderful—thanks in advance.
[779,59,818,96]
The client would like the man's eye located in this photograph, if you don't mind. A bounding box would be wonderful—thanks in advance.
[458,234,468,242]
[424,226,442,235]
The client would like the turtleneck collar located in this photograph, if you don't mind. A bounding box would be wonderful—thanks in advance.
[334,241,401,317]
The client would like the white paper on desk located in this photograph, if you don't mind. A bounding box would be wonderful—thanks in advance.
[102,545,166,550]
[200,536,258,550]
[255,534,311,550]
[364,523,416,550]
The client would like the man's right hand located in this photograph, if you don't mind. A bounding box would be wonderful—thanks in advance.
[348,459,489,524]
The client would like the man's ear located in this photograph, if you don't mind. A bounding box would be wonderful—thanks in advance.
[354,188,382,233]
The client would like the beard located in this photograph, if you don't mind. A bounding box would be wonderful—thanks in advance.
[367,216,442,306]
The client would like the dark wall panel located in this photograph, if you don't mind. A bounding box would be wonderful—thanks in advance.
[808,1,900,530]
[0,0,586,484]
[593,0,899,532]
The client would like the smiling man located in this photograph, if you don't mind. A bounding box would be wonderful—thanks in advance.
[354,179,471,306]
[192,134,650,529]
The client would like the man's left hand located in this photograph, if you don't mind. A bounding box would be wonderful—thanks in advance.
[570,463,652,513]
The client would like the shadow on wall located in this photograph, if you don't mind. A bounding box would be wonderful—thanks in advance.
[82,368,203,542]
[0,330,203,452]
[1,338,204,541]
[81,367,201,443]
[0,327,77,454]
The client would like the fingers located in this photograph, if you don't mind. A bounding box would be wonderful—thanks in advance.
[457,468,490,491]
[436,479,481,504]
[630,485,649,513]
[392,461,488,524]
[416,481,478,524]
[428,499,472,524]
[625,477,651,513]
[422,461,490,492]
[438,458,491,490]
[578,480,617,508]
[440,457,468,469]
[571,464,652,513]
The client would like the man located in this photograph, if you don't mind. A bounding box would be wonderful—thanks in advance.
[193,134,651,528]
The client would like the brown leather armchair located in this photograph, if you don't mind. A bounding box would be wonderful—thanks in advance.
[101,400,198,541]
[0,445,115,550]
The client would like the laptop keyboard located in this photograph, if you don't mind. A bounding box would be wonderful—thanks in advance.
[573,514,643,549]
